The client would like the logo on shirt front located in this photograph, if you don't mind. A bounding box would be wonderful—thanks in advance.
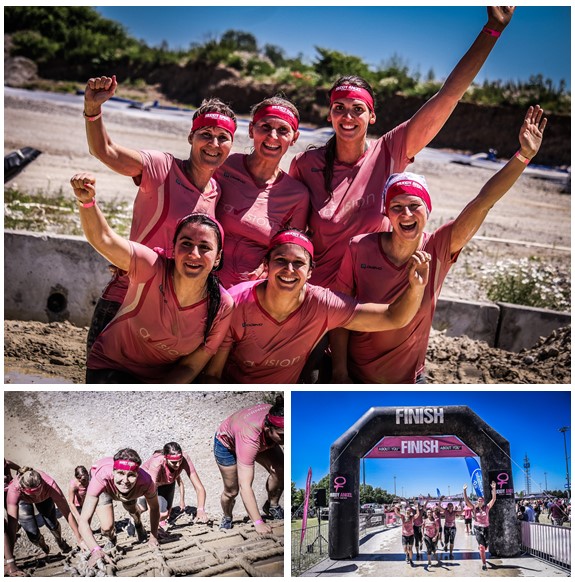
[360,264,382,270]
[222,171,247,185]
[242,322,263,327]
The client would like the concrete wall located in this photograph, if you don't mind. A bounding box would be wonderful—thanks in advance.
[4,231,571,350]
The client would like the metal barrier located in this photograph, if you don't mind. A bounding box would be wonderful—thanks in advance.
[291,523,329,576]
[520,521,571,570]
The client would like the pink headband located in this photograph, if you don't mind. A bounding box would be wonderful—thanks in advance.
[252,105,299,131]
[267,414,284,429]
[330,85,374,112]
[383,180,432,216]
[113,459,140,472]
[165,454,183,462]
[175,213,225,247]
[191,112,236,138]
[22,484,43,495]
[269,230,314,259]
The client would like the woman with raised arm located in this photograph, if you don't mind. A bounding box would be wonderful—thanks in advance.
[439,501,464,559]
[215,96,309,288]
[464,481,497,571]
[394,503,420,566]
[203,229,430,383]
[333,105,547,383]
[83,76,236,350]
[71,174,233,383]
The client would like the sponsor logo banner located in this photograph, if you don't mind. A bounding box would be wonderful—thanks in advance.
[364,435,476,459]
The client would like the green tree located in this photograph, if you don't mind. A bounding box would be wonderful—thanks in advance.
[220,29,258,53]
[313,47,372,84]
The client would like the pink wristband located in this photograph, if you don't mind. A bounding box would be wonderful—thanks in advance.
[84,111,102,122]
[515,151,530,165]
[77,197,96,208]
[90,546,102,554]
[254,519,264,525]
[482,26,501,38]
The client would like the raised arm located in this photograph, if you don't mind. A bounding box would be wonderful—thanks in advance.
[344,251,430,332]
[463,484,474,509]
[84,75,144,177]
[487,481,497,510]
[405,7,515,159]
[449,105,547,254]
[70,173,132,271]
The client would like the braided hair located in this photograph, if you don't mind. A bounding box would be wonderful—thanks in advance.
[173,213,223,344]
[324,76,376,199]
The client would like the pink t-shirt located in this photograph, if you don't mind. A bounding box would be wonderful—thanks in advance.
[88,457,156,501]
[142,452,196,486]
[413,512,423,526]
[6,471,67,513]
[216,404,275,467]
[69,478,88,507]
[464,507,473,519]
[289,122,411,288]
[221,280,359,383]
[444,508,457,527]
[423,518,438,538]
[215,153,310,288]
[102,150,220,303]
[88,243,233,382]
[402,517,415,536]
[335,222,459,383]
[474,505,490,527]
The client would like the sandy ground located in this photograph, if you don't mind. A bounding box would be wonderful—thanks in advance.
[4,390,285,574]
[3,88,571,385]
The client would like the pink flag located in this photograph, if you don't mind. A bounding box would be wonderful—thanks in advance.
[300,467,312,549]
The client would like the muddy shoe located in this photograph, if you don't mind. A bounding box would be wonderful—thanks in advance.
[38,537,50,554]
[267,505,284,520]
[57,539,72,554]
[134,522,147,543]
[219,516,233,530]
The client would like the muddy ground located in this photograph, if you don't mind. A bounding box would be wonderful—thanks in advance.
[4,390,284,576]
[3,87,571,385]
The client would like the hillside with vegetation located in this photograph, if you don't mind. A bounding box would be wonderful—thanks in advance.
[4,6,571,166]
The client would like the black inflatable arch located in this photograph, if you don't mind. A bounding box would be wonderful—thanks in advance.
[329,405,520,559]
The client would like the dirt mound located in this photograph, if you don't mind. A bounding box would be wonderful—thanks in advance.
[4,319,570,384]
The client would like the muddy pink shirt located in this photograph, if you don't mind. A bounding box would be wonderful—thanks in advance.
[444,508,458,527]
[335,222,458,383]
[88,243,233,382]
[102,149,220,303]
[217,404,275,466]
[464,507,473,520]
[221,280,358,383]
[6,471,68,513]
[401,516,415,536]
[215,153,310,288]
[88,457,156,501]
[423,517,438,538]
[413,512,423,526]
[473,505,490,527]
[289,122,411,288]
[69,478,88,507]
[142,452,196,486]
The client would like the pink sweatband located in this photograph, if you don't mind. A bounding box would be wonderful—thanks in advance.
[22,484,42,495]
[330,85,374,112]
[482,26,501,38]
[384,180,432,215]
[84,111,102,122]
[192,112,236,137]
[267,414,284,429]
[269,230,314,259]
[81,198,96,208]
[165,454,183,462]
[91,546,102,554]
[113,459,140,472]
[254,519,264,525]
[252,105,299,131]
[175,213,225,247]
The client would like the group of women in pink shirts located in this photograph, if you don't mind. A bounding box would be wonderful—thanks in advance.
[393,484,497,571]
[71,7,552,384]
[4,400,283,576]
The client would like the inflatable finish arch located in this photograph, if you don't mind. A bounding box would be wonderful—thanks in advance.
[329,405,520,559]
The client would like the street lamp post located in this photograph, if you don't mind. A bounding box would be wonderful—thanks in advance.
[544,472,548,492]
[559,426,570,496]
[394,476,396,496]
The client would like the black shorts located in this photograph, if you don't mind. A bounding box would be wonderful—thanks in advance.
[402,534,415,546]
[413,524,423,543]
[465,518,472,524]
[424,535,437,554]
[474,525,489,548]
[444,525,456,544]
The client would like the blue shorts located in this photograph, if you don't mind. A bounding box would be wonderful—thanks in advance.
[214,435,237,466]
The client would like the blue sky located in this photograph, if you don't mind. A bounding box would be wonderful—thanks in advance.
[95,6,571,90]
[291,391,571,498]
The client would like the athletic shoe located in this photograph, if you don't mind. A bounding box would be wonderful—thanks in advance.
[482,564,487,571]
[405,556,410,563]
[267,505,284,520]
[220,516,233,530]
[57,539,72,554]
[37,536,50,554]
[410,559,414,567]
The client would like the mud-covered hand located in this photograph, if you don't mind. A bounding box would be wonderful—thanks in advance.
[486,6,515,32]
[407,251,431,288]
[87,548,112,568]
[195,508,209,523]
[255,521,273,535]
[518,105,547,160]
[84,75,118,115]
[70,172,96,205]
